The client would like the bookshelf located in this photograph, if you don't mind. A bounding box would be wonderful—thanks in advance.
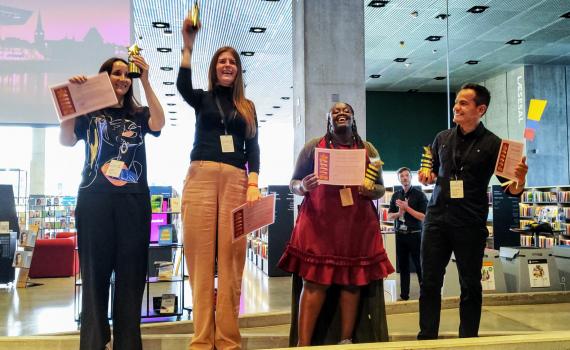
[246,185,293,277]
[28,195,76,239]
[518,186,570,248]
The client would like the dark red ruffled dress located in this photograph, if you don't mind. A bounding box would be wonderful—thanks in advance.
[278,138,394,286]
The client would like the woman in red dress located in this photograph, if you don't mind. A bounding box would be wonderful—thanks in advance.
[278,102,394,346]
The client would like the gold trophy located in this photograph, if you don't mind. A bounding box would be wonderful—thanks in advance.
[127,44,142,79]
[419,145,433,177]
[187,0,200,32]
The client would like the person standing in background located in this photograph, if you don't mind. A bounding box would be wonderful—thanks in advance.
[387,167,427,301]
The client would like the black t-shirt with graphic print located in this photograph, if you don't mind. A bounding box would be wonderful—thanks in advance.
[74,106,160,194]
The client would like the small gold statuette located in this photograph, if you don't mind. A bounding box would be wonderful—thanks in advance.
[188,0,200,30]
[364,159,382,191]
[127,43,142,78]
[419,145,433,177]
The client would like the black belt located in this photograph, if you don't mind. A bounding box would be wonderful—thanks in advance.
[396,230,421,234]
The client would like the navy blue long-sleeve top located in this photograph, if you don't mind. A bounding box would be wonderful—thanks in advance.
[176,67,260,173]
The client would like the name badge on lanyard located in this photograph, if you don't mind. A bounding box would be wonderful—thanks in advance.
[450,180,464,199]
[220,135,235,153]
[339,187,354,207]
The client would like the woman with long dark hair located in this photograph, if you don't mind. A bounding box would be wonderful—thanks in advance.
[177,18,261,350]
[59,55,164,350]
[279,102,394,346]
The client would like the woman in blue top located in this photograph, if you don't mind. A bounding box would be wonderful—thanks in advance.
[59,55,164,350]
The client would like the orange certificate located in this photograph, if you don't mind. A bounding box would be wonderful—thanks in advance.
[493,139,524,181]
[49,72,118,121]
[232,194,276,241]
[314,148,366,186]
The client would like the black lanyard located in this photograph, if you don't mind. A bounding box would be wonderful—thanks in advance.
[214,96,237,135]
[450,127,479,180]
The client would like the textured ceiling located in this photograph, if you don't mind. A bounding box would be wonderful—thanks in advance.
[132,0,570,131]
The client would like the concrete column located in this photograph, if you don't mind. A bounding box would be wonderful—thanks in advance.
[30,128,46,195]
[292,0,366,155]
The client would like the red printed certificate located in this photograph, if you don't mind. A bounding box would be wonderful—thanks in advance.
[314,148,366,186]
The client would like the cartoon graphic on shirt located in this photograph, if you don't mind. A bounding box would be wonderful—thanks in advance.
[80,114,144,188]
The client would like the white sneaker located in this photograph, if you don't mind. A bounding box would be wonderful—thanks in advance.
[338,339,353,345]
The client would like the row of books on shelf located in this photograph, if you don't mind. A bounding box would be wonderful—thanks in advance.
[28,208,74,218]
[522,190,570,203]
[29,217,75,230]
[248,238,268,259]
[520,234,556,248]
[519,219,570,234]
[29,196,76,207]
[150,195,181,213]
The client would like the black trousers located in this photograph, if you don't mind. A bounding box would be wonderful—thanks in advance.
[417,221,487,340]
[395,232,422,300]
[76,192,151,350]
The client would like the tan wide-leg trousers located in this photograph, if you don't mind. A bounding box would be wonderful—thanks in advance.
[182,161,248,350]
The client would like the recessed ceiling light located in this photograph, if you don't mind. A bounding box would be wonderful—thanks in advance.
[394,57,407,62]
[157,48,172,53]
[167,103,176,106]
[242,69,247,73]
[260,120,267,123]
[163,29,173,36]
[168,111,177,114]
[432,49,438,54]
[425,35,443,42]
[410,11,418,17]
[434,76,446,80]
[163,82,174,85]
[152,22,170,29]
[368,0,389,7]
[561,12,570,19]
[273,106,281,109]
[165,93,175,97]
[241,51,255,56]
[265,113,273,116]
[170,124,177,127]
[465,60,479,65]
[249,27,266,33]
[170,118,178,121]
[408,89,419,93]
[435,13,449,20]
[467,6,489,14]
[369,74,381,78]
[506,39,524,45]
[160,67,173,71]
[281,96,290,100]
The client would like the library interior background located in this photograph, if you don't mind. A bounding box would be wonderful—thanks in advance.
[1,0,570,349]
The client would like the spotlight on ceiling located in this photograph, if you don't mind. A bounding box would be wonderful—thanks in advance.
[160,67,173,71]
[561,11,570,19]
[249,27,266,33]
[394,57,407,62]
[165,93,175,97]
[157,48,172,53]
[167,103,176,106]
[434,76,446,80]
[152,22,170,29]
[265,113,273,116]
[467,6,489,14]
[506,39,524,45]
[465,60,479,65]
[281,97,290,100]
[241,51,255,56]
[435,13,449,20]
[369,74,381,78]
[163,82,174,85]
[425,35,443,42]
[368,0,389,7]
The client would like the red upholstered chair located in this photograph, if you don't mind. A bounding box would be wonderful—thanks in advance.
[28,232,79,278]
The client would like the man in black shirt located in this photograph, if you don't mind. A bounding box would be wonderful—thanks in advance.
[387,167,427,301]
[417,83,528,340]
